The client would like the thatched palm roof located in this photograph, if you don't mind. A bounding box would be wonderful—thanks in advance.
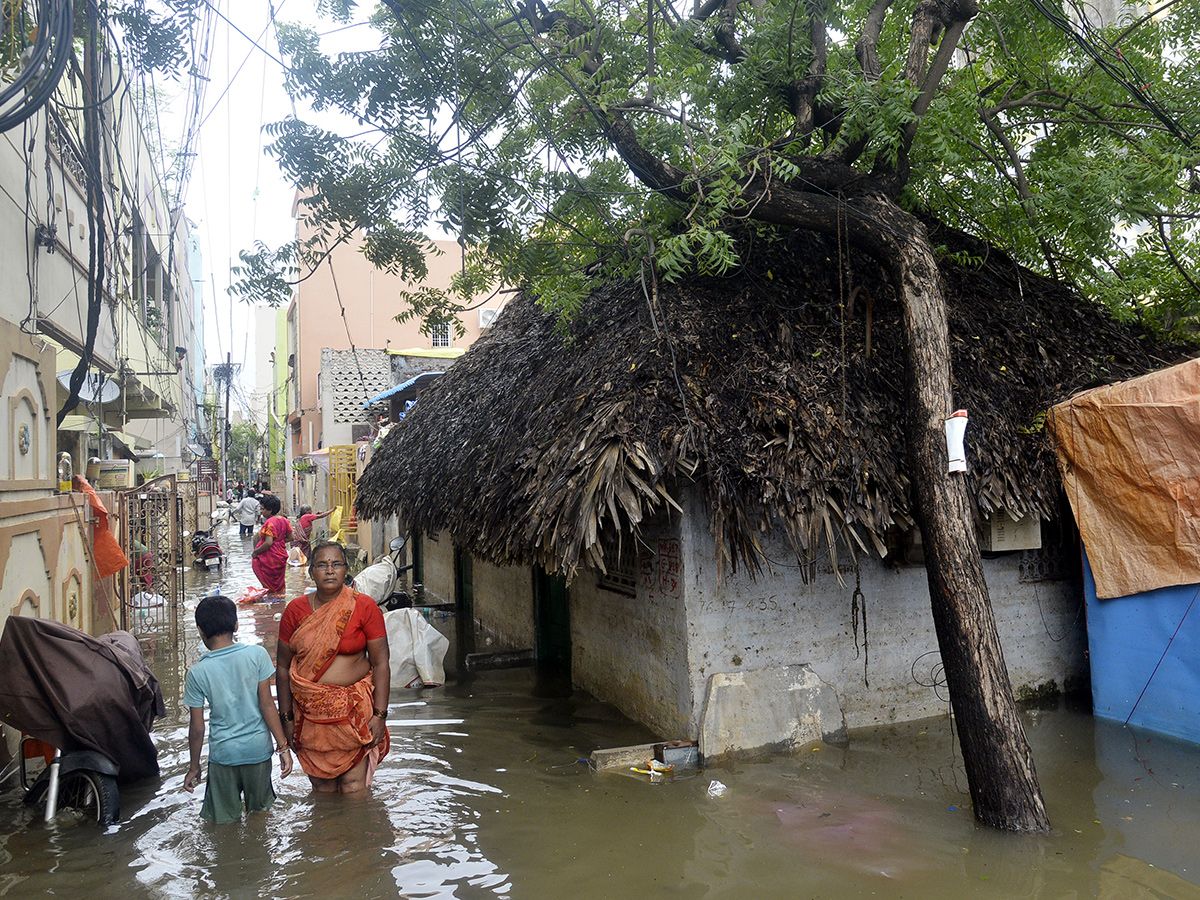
[355,223,1182,578]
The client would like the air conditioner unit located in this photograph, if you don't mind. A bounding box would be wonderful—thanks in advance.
[478,308,499,329]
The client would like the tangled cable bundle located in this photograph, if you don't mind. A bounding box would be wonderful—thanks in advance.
[0,0,74,133]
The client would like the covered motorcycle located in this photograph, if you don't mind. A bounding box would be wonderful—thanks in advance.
[0,617,165,784]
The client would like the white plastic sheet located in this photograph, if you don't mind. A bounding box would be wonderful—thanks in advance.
[384,608,449,688]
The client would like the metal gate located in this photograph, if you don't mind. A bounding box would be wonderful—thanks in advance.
[178,478,199,566]
[117,474,181,648]
[329,445,358,544]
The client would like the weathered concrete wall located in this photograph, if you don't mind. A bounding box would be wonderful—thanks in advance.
[569,522,693,738]
[678,485,1087,733]
[471,559,535,651]
[699,664,847,760]
[420,532,456,605]
[412,536,535,651]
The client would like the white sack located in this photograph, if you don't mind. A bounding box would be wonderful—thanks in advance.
[384,608,449,688]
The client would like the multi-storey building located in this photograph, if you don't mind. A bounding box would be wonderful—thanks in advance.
[0,32,199,633]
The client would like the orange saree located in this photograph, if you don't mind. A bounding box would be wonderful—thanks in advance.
[288,586,390,782]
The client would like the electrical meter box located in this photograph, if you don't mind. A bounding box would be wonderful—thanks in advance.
[980,508,1042,552]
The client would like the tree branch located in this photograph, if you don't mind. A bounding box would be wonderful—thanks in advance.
[854,0,893,81]
[1157,216,1200,300]
[977,107,1059,277]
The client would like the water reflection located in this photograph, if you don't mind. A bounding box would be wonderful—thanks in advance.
[0,524,1198,899]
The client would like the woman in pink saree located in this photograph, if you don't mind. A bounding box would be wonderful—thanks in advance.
[275,541,390,792]
[250,494,292,597]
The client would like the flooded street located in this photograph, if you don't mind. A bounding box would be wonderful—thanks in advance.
[0,527,1198,899]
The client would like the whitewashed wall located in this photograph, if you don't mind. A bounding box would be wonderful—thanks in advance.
[472,559,535,650]
[677,485,1087,732]
[569,520,693,737]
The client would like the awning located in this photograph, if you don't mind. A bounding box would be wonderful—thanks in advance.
[58,414,99,432]
[364,371,443,409]
[298,448,332,473]
[389,348,466,359]
[110,431,152,451]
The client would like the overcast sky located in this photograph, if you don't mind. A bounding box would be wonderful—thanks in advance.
[180,1,373,399]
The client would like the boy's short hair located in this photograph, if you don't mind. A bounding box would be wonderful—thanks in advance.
[195,595,237,638]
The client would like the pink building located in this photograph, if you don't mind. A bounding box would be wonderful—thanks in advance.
[285,224,500,461]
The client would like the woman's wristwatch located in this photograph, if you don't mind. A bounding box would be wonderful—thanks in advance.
[373,708,387,719]
[280,710,294,722]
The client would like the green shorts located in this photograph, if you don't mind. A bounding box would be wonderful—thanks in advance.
[200,758,276,825]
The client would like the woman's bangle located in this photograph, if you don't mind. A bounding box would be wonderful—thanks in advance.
[276,745,289,754]
[279,711,294,722]
[372,708,387,719]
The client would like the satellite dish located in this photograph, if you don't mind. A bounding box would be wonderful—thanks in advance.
[57,369,120,404]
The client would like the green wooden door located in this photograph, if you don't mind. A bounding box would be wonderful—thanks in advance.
[454,546,475,660]
[534,566,570,673]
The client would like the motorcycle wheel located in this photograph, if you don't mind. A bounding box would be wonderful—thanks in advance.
[57,769,120,825]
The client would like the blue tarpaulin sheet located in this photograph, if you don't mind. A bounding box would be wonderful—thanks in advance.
[364,371,443,409]
[1084,548,1200,744]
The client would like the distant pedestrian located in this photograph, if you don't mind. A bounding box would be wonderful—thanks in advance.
[183,595,292,825]
[293,505,335,560]
[251,494,293,597]
[233,493,261,537]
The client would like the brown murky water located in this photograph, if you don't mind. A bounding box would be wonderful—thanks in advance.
[0,526,1198,899]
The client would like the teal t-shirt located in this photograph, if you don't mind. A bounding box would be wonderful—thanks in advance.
[183,643,275,766]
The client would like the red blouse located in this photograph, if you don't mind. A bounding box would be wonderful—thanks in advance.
[278,591,387,655]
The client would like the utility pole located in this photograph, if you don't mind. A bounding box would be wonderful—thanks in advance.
[222,351,231,493]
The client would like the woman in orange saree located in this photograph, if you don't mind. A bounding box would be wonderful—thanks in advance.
[276,541,390,792]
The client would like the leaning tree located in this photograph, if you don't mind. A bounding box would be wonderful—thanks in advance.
[229,0,1200,831]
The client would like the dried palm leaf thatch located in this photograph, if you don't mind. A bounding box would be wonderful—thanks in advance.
[356,222,1184,580]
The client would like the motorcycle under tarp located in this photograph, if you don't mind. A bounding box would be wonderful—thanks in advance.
[0,617,165,782]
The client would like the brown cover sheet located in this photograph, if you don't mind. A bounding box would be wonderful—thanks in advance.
[1049,357,1200,600]
[0,617,165,782]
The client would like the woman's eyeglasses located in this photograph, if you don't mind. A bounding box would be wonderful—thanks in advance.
[312,561,347,571]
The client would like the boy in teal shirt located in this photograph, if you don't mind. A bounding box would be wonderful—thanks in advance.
[183,595,292,823]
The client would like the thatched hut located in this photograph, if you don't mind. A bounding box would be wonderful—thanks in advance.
[356,223,1181,753]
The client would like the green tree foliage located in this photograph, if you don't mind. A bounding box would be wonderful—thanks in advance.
[217,0,1199,337]
[223,421,260,482]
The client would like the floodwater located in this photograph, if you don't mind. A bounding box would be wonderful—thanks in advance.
[0,528,1198,899]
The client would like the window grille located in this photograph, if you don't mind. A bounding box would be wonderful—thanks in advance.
[598,536,638,596]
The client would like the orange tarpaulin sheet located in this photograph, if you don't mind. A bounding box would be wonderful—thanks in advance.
[1048,357,1200,599]
[72,474,130,580]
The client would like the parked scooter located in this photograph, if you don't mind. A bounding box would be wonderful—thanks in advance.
[190,530,223,570]
[352,537,448,688]
[353,536,418,610]
[0,617,165,825]
[19,738,121,824]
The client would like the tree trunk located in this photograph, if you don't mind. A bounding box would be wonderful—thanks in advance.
[881,205,1051,833]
